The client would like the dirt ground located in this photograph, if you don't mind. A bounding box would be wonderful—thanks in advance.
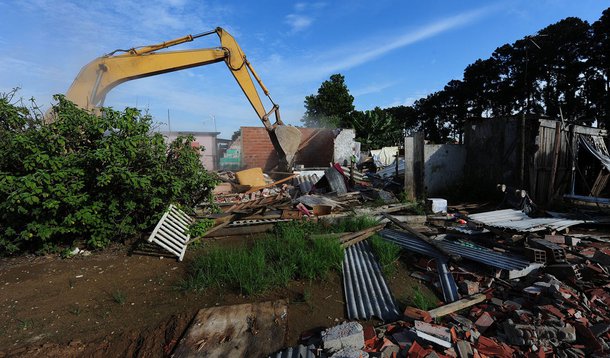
[0,236,429,357]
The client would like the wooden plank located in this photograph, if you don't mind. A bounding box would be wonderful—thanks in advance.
[340,224,386,248]
[173,300,288,357]
[245,174,297,194]
[591,169,610,197]
[427,293,487,318]
[548,121,562,201]
[204,224,275,237]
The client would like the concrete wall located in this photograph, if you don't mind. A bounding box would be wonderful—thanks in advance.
[163,131,218,170]
[424,144,466,196]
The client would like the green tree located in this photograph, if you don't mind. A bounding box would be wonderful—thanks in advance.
[590,8,610,128]
[352,107,403,151]
[0,94,218,255]
[302,74,355,128]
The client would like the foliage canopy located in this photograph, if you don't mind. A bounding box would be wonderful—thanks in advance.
[0,93,218,255]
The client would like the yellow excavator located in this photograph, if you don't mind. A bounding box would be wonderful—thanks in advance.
[63,27,301,171]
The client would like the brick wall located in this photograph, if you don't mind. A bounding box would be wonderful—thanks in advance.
[241,127,334,170]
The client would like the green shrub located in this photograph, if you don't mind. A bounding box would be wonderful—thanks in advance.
[0,93,218,255]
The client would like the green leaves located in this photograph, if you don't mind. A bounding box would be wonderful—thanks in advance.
[0,93,217,255]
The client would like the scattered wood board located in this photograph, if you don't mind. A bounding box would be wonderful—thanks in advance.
[427,293,487,318]
[246,174,297,194]
[172,300,288,357]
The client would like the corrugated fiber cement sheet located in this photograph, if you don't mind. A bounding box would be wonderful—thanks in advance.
[342,241,400,322]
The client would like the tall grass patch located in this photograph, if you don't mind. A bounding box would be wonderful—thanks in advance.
[331,215,379,233]
[180,221,344,295]
[369,234,401,276]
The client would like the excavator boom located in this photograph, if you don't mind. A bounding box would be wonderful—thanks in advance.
[64,27,301,171]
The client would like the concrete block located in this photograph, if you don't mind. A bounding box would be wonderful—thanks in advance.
[426,198,447,213]
[322,322,365,354]
[474,312,495,333]
[559,324,576,342]
[459,280,479,295]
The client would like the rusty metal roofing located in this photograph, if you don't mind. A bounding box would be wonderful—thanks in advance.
[342,240,400,322]
[468,209,584,232]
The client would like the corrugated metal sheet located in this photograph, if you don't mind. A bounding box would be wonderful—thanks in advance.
[342,241,400,322]
[380,229,541,279]
[468,209,584,232]
[379,230,459,302]
[294,174,320,193]
[268,344,317,358]
[377,159,405,178]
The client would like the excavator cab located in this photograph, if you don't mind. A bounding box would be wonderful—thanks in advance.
[63,27,301,171]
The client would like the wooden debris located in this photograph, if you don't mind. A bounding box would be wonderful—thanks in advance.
[426,293,487,318]
[339,224,386,248]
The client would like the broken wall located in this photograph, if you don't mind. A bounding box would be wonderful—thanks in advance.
[240,127,359,171]
[424,144,466,196]
[464,117,609,204]
[463,117,534,197]
[333,129,360,166]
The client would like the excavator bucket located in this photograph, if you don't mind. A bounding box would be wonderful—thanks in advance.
[271,125,302,171]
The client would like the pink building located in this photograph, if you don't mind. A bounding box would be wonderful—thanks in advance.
[162,131,221,170]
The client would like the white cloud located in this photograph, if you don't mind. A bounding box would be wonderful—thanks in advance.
[351,81,397,97]
[284,14,313,32]
[282,4,501,81]
[284,2,326,33]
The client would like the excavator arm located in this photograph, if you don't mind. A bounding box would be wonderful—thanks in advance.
[64,27,301,170]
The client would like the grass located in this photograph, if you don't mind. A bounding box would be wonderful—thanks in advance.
[409,285,437,311]
[397,193,427,215]
[329,215,380,233]
[180,220,344,296]
[17,318,33,331]
[112,290,126,305]
[369,234,401,276]
[68,305,82,316]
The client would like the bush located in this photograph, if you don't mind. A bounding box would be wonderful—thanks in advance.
[0,93,218,255]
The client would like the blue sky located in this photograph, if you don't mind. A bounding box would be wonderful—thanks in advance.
[1,0,608,138]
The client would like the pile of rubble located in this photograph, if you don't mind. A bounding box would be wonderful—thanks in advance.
[146,161,609,357]
[266,181,609,357]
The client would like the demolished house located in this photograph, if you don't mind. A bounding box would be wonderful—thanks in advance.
[465,116,609,206]
[138,119,610,357]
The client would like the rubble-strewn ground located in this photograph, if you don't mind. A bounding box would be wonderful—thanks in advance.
[0,236,430,357]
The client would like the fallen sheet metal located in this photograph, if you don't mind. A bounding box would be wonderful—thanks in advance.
[342,241,401,322]
[468,209,585,232]
[382,228,541,278]
[379,229,459,302]
[173,300,288,357]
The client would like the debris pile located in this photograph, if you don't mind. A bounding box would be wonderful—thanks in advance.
[145,160,609,357]
[265,187,610,357]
